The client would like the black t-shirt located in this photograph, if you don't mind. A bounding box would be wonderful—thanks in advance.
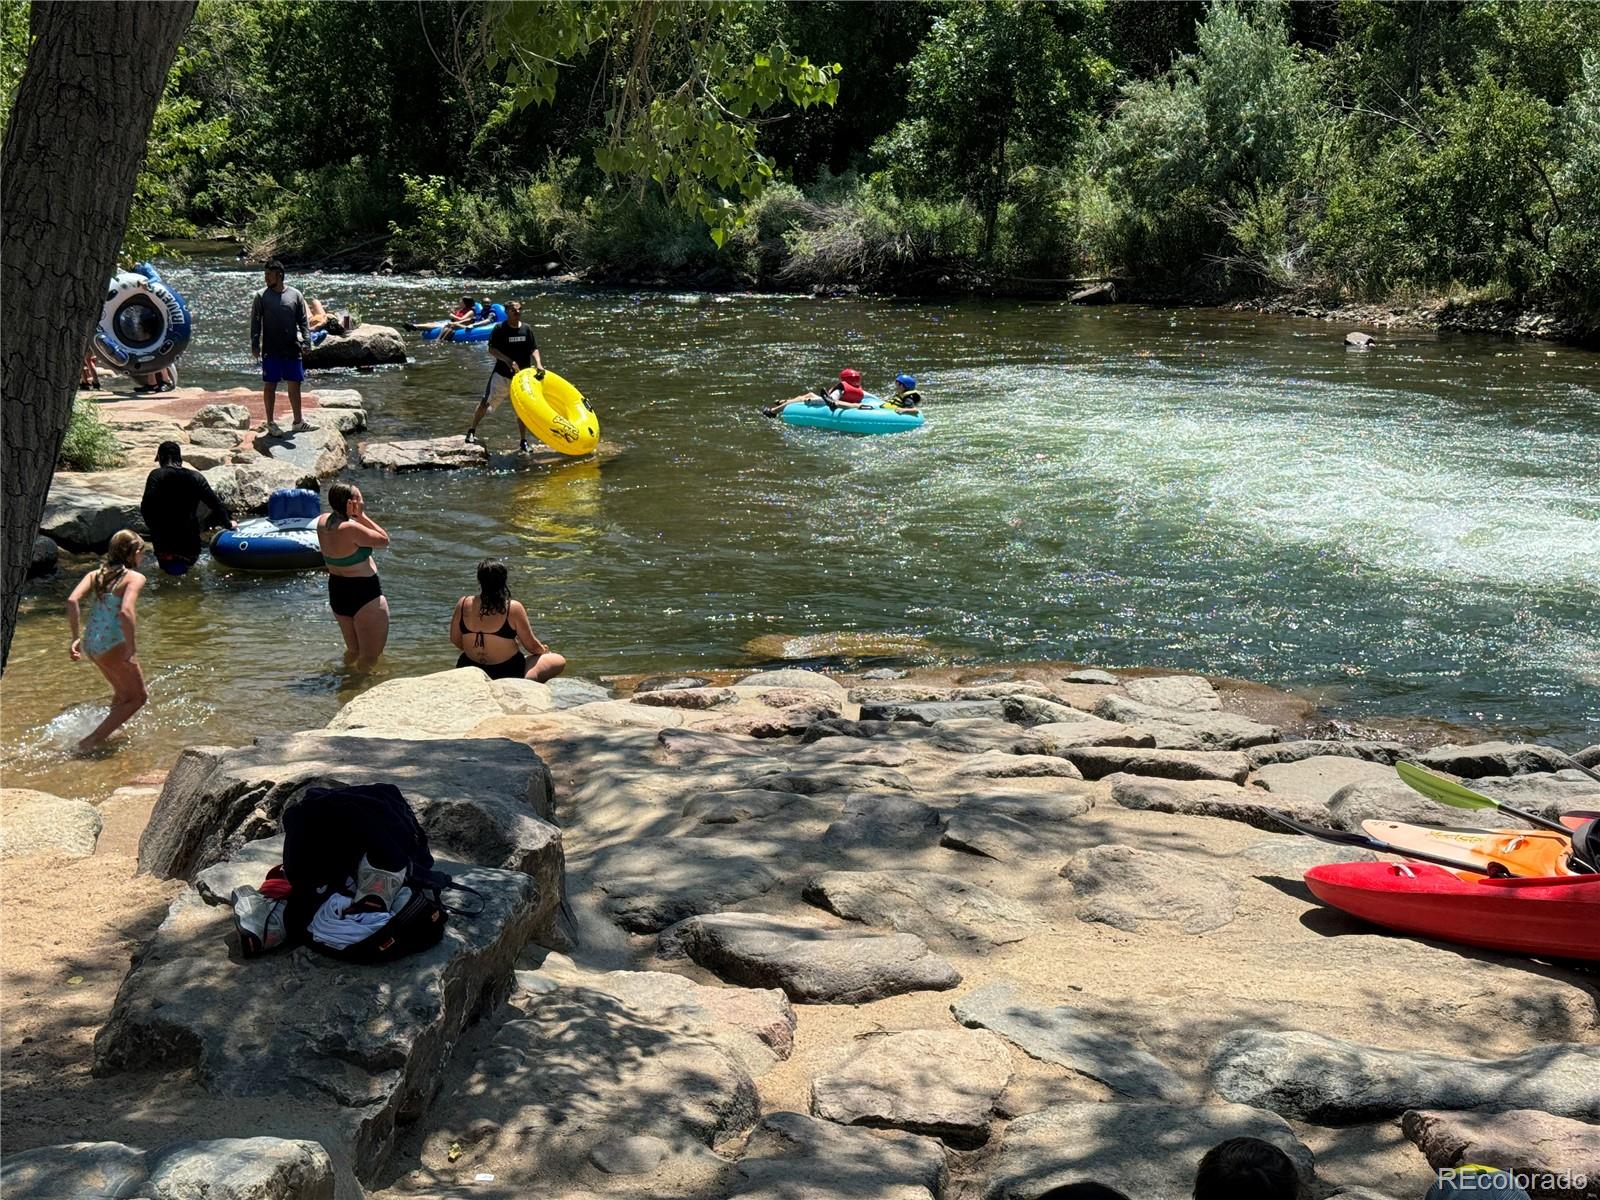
[140,465,232,558]
[488,321,537,379]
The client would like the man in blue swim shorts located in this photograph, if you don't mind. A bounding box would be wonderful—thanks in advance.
[250,259,311,435]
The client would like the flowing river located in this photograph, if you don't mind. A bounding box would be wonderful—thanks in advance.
[5,259,1598,796]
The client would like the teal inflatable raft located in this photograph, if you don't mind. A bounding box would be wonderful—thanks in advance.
[780,396,924,435]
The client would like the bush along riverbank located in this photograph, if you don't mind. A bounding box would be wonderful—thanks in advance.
[6,660,1600,1198]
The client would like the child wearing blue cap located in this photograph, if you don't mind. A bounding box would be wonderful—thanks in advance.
[886,372,923,414]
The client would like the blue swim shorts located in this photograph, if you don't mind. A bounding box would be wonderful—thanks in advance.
[262,354,305,384]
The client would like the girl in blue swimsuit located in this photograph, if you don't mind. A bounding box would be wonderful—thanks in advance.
[66,529,149,752]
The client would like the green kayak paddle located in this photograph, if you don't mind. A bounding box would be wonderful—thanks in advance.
[1269,811,1510,877]
[1395,761,1598,873]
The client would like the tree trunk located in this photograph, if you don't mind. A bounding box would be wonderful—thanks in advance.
[0,1,194,670]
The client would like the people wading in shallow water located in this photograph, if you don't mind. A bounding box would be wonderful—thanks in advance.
[65,529,149,753]
[449,559,566,682]
[316,482,390,671]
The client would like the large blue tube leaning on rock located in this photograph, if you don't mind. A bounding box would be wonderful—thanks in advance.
[94,262,192,374]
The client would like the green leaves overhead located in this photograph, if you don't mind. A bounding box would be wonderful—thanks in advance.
[485,0,838,245]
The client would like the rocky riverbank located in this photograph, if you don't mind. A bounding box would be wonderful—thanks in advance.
[4,661,1597,1200]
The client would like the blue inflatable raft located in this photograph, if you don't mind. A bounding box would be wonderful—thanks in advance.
[780,395,925,435]
[209,488,323,572]
[420,302,505,342]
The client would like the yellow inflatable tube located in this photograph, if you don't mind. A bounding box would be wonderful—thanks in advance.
[510,368,600,456]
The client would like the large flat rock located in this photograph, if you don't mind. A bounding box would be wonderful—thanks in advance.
[1092,694,1279,750]
[1210,1029,1600,1123]
[1401,1108,1600,1195]
[1,1137,334,1200]
[1061,844,1240,934]
[952,983,1190,1102]
[358,436,488,472]
[810,1027,1012,1143]
[94,850,542,1182]
[39,468,148,550]
[804,870,1039,946]
[659,912,961,1004]
[982,1101,1313,1200]
[1047,746,1250,783]
[1416,741,1574,778]
[1121,674,1221,711]
[729,1111,948,1200]
[585,836,783,932]
[326,667,553,737]
[414,977,760,1188]
[1107,773,1323,832]
[1326,779,1502,832]
[939,783,1097,862]
[0,789,102,859]
[137,732,562,944]
[1255,755,1398,805]
[1246,739,1406,767]
[860,699,1008,724]
[1020,717,1155,754]
[250,424,347,479]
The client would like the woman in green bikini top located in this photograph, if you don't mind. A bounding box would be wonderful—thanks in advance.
[316,482,390,671]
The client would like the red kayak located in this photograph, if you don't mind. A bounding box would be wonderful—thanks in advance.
[1305,861,1600,962]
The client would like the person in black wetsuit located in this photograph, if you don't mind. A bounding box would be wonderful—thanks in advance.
[139,441,235,576]
[449,559,565,682]
[465,300,542,451]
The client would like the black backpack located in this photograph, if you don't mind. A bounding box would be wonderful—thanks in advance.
[273,783,474,964]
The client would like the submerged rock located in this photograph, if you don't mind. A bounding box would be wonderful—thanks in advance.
[358,436,488,472]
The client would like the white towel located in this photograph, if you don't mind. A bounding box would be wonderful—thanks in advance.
[308,890,407,950]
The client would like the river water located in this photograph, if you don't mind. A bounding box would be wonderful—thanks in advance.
[5,261,1598,796]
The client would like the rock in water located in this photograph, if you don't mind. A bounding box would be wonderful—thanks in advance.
[1346,330,1376,347]
[1210,1029,1600,1122]
[982,1101,1314,1200]
[302,322,407,368]
[810,1027,1013,1142]
[659,912,961,1003]
[39,469,147,550]
[733,668,848,696]
[358,437,488,472]
[730,1112,947,1200]
[28,534,58,576]
[953,983,1191,1102]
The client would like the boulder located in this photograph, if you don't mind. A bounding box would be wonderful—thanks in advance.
[734,668,847,697]
[982,1101,1313,1200]
[250,424,347,479]
[633,686,737,709]
[1255,755,1397,805]
[309,387,364,409]
[302,322,407,369]
[1091,695,1279,750]
[1483,770,1600,819]
[1245,739,1406,768]
[927,717,1034,755]
[94,852,544,1181]
[940,784,1097,862]
[998,694,1088,727]
[810,1027,1012,1143]
[39,468,146,550]
[0,1141,148,1200]
[1121,674,1221,711]
[739,765,915,795]
[849,684,954,704]
[636,674,713,693]
[789,737,916,769]
[187,403,252,430]
[1415,741,1573,778]
[684,788,807,825]
[325,667,552,736]
[1346,331,1376,347]
[1049,746,1250,783]
[951,682,1059,701]
[659,912,961,1004]
[137,733,562,943]
[804,870,1039,946]
[860,699,1007,724]
[1108,774,1324,832]
[729,1111,948,1200]
[952,983,1190,1102]
[576,968,798,1061]
[586,837,782,932]
[821,793,943,850]
[1061,844,1240,934]
[358,437,488,472]
[1022,717,1155,753]
[143,1137,335,1200]
[0,789,102,859]
[203,460,313,514]
[414,979,760,1188]
[1063,668,1119,684]
[657,727,774,762]
[547,676,611,709]
[1575,746,1600,769]
[28,534,58,576]
[1210,1029,1600,1123]
[1326,778,1501,832]
[303,406,366,434]
[951,751,1085,780]
[1401,1109,1600,1197]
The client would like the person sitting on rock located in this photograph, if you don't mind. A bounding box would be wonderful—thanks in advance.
[139,441,235,576]
[884,373,923,413]
[449,558,566,682]
[1192,1137,1299,1200]
[762,367,867,418]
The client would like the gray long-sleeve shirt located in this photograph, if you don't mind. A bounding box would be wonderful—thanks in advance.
[250,285,310,358]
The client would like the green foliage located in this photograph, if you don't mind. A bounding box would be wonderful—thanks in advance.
[1552,53,1600,309]
[388,175,455,267]
[124,51,231,262]
[59,400,124,472]
[0,0,27,132]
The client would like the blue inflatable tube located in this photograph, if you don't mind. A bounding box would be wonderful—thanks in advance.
[210,488,323,571]
[94,262,192,374]
[422,322,496,343]
[780,395,925,435]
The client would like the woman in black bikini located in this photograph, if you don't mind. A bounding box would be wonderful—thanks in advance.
[317,482,390,671]
[450,559,566,682]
